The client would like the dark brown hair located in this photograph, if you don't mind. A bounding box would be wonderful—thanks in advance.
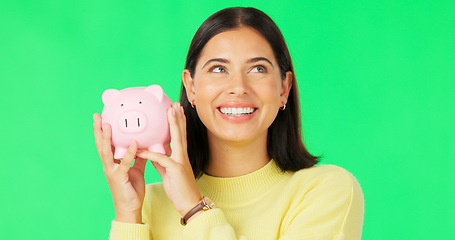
[180,7,319,178]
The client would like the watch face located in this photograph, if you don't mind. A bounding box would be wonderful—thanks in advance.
[202,197,215,210]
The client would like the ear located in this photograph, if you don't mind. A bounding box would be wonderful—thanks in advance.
[144,85,165,101]
[182,69,196,104]
[280,71,293,105]
[102,89,121,105]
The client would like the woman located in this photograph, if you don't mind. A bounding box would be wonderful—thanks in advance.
[94,7,364,240]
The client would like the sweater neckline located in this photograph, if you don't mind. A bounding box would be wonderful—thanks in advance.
[196,160,288,206]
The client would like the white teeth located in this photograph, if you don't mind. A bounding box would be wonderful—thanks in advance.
[219,107,255,116]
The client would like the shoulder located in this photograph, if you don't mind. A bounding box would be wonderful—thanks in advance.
[293,164,360,187]
[280,165,364,237]
[285,164,364,219]
[286,164,363,204]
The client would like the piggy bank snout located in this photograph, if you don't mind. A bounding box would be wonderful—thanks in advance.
[118,111,148,133]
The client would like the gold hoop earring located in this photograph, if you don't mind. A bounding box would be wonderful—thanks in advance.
[191,101,195,108]
[280,104,286,111]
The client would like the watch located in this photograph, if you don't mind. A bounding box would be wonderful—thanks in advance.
[180,196,215,226]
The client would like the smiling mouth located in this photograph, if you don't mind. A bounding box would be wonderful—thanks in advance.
[218,107,257,116]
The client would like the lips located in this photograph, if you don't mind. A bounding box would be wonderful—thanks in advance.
[219,107,256,116]
[216,102,258,121]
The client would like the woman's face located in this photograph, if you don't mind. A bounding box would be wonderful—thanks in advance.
[183,27,292,145]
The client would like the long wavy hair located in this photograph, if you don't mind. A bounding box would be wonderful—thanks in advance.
[180,7,319,178]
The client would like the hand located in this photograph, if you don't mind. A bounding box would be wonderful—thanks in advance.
[93,113,147,223]
[137,102,201,217]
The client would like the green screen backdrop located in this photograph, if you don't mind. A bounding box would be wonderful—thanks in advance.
[1,0,454,239]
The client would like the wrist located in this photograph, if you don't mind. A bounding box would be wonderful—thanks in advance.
[186,210,203,223]
[180,196,215,225]
[179,195,202,217]
[114,209,142,224]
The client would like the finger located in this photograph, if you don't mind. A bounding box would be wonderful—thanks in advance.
[130,157,147,187]
[93,113,103,152]
[173,103,186,142]
[137,150,175,169]
[151,161,166,180]
[174,103,188,156]
[164,143,172,157]
[168,105,184,159]
[119,141,138,172]
[101,123,114,168]
[131,157,147,173]
[178,105,188,153]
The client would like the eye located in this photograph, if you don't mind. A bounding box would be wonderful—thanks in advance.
[250,65,267,73]
[210,65,227,73]
[121,103,124,107]
[139,101,142,104]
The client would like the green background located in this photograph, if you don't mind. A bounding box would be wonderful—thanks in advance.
[1,0,454,239]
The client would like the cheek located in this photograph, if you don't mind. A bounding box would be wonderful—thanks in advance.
[195,86,212,101]
[193,84,220,126]
[194,81,223,102]
[254,81,282,99]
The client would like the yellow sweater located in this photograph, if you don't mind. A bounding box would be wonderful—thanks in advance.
[109,161,364,240]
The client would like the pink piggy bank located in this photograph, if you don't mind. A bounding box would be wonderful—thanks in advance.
[101,85,173,159]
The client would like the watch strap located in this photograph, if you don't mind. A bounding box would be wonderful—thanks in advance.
[181,197,205,226]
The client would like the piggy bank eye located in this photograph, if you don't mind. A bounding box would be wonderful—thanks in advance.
[139,101,142,104]
[121,103,124,107]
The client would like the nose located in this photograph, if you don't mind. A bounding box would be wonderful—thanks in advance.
[118,111,148,133]
[226,73,249,96]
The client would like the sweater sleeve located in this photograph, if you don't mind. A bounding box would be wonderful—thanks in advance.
[278,166,364,240]
[109,221,151,240]
[182,208,247,240]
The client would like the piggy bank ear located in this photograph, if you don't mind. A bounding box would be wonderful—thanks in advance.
[102,89,121,105]
[144,85,165,102]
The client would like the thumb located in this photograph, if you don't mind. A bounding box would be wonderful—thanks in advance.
[119,141,138,172]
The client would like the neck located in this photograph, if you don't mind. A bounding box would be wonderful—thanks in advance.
[206,133,270,178]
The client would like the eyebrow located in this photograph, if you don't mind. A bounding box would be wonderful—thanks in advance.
[247,57,273,66]
[201,58,229,69]
[201,57,274,69]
